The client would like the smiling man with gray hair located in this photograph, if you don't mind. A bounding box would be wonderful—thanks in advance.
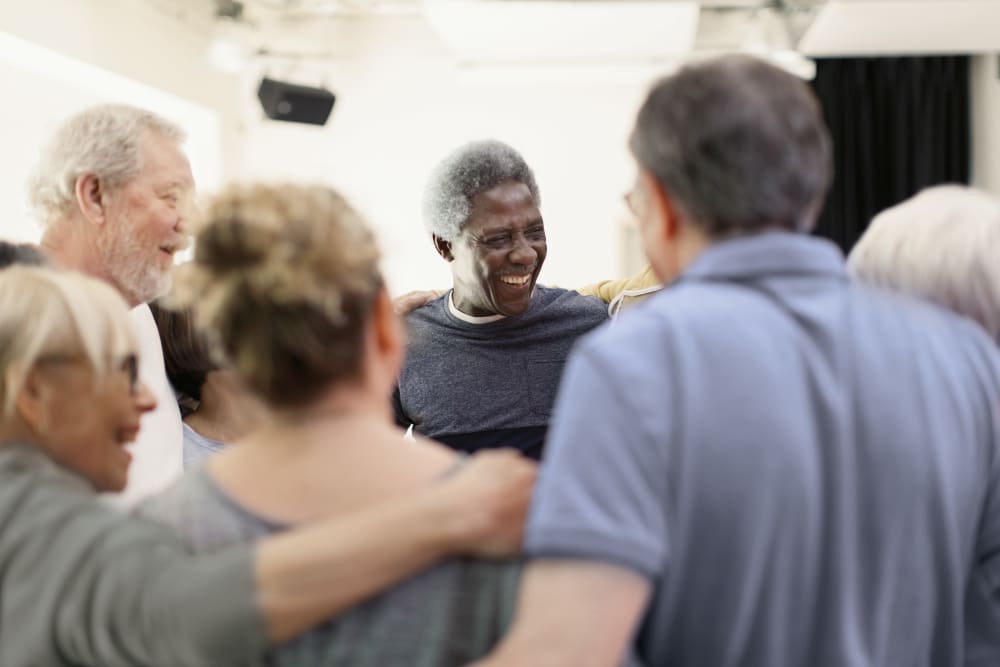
[393,139,607,460]
[35,104,193,505]
[478,56,1000,667]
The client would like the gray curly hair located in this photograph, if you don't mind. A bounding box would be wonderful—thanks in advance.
[422,139,541,241]
[29,104,185,227]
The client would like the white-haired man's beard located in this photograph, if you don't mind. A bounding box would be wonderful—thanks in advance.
[96,216,179,306]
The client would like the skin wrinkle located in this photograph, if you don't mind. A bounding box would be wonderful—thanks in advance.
[108,132,193,305]
[440,181,547,318]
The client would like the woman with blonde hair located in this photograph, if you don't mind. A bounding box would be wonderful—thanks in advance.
[0,265,535,666]
[141,183,525,666]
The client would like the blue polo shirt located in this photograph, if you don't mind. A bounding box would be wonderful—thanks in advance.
[526,232,1000,666]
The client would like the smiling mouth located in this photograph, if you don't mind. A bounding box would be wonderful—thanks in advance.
[118,425,141,445]
[499,274,532,287]
[159,237,190,257]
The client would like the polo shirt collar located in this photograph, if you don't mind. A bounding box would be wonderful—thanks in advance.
[680,231,847,285]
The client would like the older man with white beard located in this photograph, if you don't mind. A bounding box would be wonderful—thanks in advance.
[34,105,193,506]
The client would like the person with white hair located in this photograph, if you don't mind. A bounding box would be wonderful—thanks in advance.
[0,265,536,667]
[34,104,194,505]
[393,139,608,460]
[848,184,1000,341]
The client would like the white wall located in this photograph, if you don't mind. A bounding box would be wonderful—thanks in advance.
[233,15,654,295]
[971,53,1000,195]
[0,33,222,243]
[0,0,236,242]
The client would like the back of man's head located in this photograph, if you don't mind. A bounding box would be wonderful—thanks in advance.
[630,55,832,237]
[29,104,186,227]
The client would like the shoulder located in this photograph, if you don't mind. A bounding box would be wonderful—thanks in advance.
[405,294,450,328]
[136,467,211,527]
[136,467,263,553]
[534,286,609,320]
[0,446,95,521]
[853,282,995,349]
[877,287,1000,380]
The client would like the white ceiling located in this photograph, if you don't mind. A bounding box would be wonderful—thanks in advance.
[208,0,1000,67]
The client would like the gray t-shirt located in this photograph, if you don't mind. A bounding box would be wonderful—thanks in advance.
[526,233,1000,666]
[140,465,521,666]
[183,422,227,468]
[0,445,265,667]
[394,285,608,459]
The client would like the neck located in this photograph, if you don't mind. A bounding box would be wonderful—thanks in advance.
[0,418,37,448]
[272,380,391,432]
[186,371,266,443]
[654,225,713,283]
[677,228,712,272]
[41,221,135,306]
[450,287,490,317]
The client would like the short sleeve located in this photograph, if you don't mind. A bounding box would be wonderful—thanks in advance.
[525,344,668,580]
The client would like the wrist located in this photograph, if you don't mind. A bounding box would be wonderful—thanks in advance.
[418,483,479,554]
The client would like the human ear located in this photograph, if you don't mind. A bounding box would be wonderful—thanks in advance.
[74,173,108,226]
[641,170,680,242]
[13,367,50,435]
[371,288,406,385]
[432,234,455,262]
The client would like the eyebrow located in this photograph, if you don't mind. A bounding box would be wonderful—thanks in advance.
[480,219,545,236]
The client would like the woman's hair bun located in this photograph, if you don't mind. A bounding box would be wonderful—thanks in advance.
[193,192,283,273]
[171,183,384,408]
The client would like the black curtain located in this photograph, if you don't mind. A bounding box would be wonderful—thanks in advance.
[809,56,970,254]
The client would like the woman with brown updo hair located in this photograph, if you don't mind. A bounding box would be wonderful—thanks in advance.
[139,184,523,666]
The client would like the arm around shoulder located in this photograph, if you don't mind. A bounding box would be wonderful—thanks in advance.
[577,266,659,304]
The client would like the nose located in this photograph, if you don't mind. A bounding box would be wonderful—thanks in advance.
[508,234,537,266]
[134,382,157,414]
[176,196,198,235]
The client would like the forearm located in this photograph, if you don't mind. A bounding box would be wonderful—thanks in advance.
[255,485,463,641]
[475,559,650,667]
[577,265,658,303]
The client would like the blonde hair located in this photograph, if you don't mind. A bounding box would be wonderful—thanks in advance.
[172,183,383,408]
[848,185,1000,341]
[29,104,185,226]
[0,266,137,416]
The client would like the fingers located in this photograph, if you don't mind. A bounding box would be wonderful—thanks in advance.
[448,449,538,557]
[393,290,438,315]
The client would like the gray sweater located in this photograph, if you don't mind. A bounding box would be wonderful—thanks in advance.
[140,465,522,667]
[0,445,265,667]
[393,286,608,459]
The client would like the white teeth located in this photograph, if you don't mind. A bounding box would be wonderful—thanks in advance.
[500,275,531,286]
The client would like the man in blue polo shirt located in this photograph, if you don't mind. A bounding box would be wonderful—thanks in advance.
[477,56,1000,666]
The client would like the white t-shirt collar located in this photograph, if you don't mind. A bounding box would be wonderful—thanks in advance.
[448,290,506,324]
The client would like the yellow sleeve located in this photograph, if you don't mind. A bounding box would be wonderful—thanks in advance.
[577,265,659,304]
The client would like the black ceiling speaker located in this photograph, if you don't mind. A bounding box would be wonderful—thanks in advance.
[257,77,336,126]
